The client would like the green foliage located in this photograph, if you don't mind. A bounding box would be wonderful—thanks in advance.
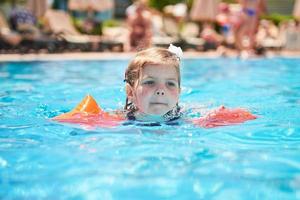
[0,0,26,4]
[102,19,122,28]
[186,0,194,10]
[148,0,184,11]
[91,24,102,35]
[73,18,103,35]
[262,14,295,25]
[73,18,84,33]
[148,0,236,11]
[222,0,236,3]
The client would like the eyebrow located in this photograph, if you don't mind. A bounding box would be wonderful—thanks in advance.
[166,78,178,81]
[143,76,178,81]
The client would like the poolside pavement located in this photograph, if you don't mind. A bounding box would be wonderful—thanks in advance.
[0,50,299,62]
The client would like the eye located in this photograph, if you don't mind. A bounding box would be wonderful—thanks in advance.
[166,81,177,87]
[142,80,155,85]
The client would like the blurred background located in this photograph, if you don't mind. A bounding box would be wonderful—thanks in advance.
[0,0,299,55]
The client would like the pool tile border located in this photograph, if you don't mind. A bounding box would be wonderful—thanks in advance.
[0,51,299,62]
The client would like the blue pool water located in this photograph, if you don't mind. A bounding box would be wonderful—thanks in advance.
[0,57,300,199]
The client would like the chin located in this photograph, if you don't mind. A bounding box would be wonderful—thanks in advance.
[148,107,169,115]
[148,111,165,115]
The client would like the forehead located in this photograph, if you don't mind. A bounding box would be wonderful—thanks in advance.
[141,64,178,79]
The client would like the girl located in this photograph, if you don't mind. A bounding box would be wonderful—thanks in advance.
[124,45,182,122]
[54,45,256,127]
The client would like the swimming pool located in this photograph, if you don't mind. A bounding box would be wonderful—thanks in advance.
[0,57,299,199]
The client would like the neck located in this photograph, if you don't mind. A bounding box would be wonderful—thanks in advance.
[127,105,182,122]
[134,112,166,122]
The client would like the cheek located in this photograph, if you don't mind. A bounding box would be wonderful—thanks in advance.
[138,87,152,98]
[169,88,180,98]
[135,86,153,102]
[141,87,152,96]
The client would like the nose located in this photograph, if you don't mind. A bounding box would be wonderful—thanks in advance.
[156,89,165,96]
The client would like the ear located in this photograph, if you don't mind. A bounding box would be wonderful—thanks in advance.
[126,83,135,101]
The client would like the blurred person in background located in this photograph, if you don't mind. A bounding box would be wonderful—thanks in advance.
[255,19,282,53]
[216,3,238,48]
[0,12,22,48]
[256,20,279,43]
[9,6,40,40]
[127,1,152,51]
[235,0,267,56]
[201,23,223,51]
[126,0,151,21]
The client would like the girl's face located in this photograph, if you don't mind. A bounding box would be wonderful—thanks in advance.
[127,64,180,115]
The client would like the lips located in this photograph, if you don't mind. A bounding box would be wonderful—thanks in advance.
[150,102,168,106]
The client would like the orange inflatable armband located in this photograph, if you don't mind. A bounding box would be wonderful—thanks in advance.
[193,106,257,128]
[53,95,125,127]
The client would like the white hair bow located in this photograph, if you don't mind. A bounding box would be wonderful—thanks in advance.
[168,44,183,60]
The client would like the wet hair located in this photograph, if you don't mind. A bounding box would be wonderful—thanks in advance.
[124,47,181,111]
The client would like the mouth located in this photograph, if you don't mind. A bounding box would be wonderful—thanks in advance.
[150,102,168,106]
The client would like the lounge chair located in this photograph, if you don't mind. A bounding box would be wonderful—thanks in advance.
[284,30,300,51]
[180,22,205,51]
[156,16,204,50]
[6,9,60,53]
[44,9,124,52]
[256,20,284,51]
[101,26,126,52]
[44,9,101,51]
[281,21,300,51]
[151,14,182,48]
